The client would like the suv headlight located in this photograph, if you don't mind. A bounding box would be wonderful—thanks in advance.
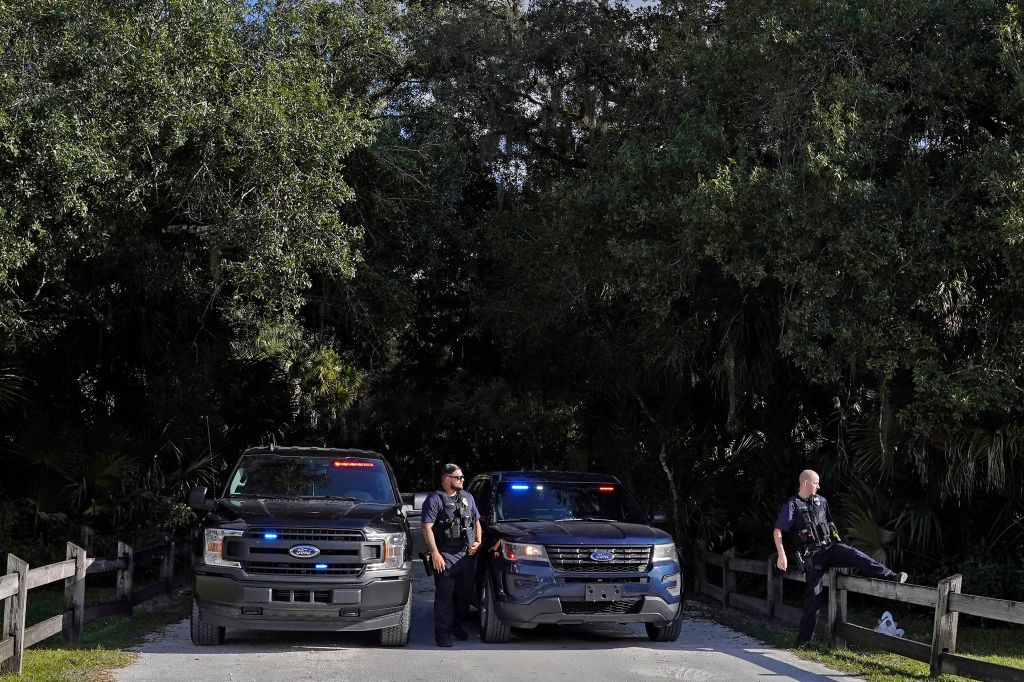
[499,539,548,562]
[652,542,678,563]
[204,528,243,568]
[365,532,407,571]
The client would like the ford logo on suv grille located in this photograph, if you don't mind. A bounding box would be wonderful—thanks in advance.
[288,544,321,559]
[590,550,614,562]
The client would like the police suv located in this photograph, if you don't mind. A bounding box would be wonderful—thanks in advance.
[463,471,683,642]
[188,447,413,646]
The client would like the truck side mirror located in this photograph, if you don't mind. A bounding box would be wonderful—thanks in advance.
[651,511,669,524]
[189,485,214,512]
[413,492,429,510]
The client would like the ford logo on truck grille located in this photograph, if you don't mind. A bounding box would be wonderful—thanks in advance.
[590,550,614,561]
[288,544,321,559]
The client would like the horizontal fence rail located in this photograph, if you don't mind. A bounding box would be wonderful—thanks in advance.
[692,542,1024,682]
[0,528,191,675]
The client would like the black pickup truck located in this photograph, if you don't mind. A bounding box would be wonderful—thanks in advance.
[464,471,683,643]
[187,447,413,646]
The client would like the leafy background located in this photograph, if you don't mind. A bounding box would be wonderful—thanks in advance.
[1,0,1021,598]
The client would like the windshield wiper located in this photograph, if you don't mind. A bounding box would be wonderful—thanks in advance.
[298,495,364,502]
[554,517,619,523]
[497,517,538,523]
[231,494,294,500]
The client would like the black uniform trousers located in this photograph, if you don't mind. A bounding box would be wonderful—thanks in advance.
[798,542,896,644]
[433,552,475,641]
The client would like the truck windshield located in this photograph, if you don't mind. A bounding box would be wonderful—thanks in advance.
[495,482,647,523]
[226,455,396,504]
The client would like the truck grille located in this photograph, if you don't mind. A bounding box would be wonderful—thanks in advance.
[240,561,364,576]
[547,545,652,573]
[244,528,364,542]
[271,589,331,603]
[561,597,645,615]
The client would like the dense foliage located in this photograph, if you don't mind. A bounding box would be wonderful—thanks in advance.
[1,0,1021,589]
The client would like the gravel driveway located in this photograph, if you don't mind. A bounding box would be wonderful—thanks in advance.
[115,565,861,682]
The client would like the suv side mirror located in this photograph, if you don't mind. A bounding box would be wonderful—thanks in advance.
[413,492,429,510]
[189,486,214,512]
[651,510,670,524]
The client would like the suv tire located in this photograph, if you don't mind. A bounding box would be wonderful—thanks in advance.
[191,600,225,645]
[479,576,511,643]
[645,606,683,642]
[379,593,411,647]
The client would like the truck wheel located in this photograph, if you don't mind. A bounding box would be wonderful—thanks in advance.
[645,606,683,642]
[379,593,411,647]
[479,577,511,643]
[190,600,225,646]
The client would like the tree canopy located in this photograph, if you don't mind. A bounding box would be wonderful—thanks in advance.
[1,0,1021,593]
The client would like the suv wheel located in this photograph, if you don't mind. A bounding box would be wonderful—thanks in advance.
[190,600,225,646]
[379,593,412,647]
[645,605,683,642]
[479,576,511,643]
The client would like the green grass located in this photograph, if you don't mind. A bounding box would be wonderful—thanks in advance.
[690,595,1024,682]
[0,585,191,682]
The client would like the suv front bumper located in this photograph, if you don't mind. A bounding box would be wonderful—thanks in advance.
[194,571,410,632]
[490,559,683,628]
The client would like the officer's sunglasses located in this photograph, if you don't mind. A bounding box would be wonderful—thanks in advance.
[446,475,465,480]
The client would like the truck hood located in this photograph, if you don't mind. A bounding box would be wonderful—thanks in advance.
[493,520,672,545]
[212,498,402,529]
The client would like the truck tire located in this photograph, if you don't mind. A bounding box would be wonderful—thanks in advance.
[645,606,683,642]
[190,600,225,646]
[479,576,511,643]
[379,593,411,647]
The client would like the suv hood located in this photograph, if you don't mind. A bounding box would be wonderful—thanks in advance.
[212,498,401,528]
[494,520,672,544]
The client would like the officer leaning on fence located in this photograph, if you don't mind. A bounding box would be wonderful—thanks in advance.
[421,463,482,647]
[772,469,908,648]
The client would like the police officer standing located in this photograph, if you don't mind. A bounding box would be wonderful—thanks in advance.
[773,469,907,647]
[421,463,482,647]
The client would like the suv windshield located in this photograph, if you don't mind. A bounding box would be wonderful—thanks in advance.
[495,481,647,524]
[226,455,396,504]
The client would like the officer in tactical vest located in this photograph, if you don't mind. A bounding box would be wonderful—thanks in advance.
[773,469,908,648]
[421,463,482,647]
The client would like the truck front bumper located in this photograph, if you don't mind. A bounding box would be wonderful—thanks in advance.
[194,572,410,632]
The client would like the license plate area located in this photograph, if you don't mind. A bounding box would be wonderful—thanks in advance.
[584,584,622,602]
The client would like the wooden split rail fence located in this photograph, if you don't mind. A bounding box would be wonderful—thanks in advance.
[0,528,191,675]
[692,543,1024,682]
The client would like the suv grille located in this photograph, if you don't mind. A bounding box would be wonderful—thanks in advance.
[561,597,644,615]
[547,545,652,573]
[240,561,363,576]
[244,528,364,542]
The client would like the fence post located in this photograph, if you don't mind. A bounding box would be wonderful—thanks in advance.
[827,567,848,649]
[80,525,95,555]
[117,542,134,614]
[767,554,780,619]
[930,574,962,676]
[160,539,175,593]
[692,541,706,597]
[722,548,736,609]
[63,543,87,644]
[1,555,28,674]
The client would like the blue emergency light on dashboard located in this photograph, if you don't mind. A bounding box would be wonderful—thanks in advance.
[510,484,530,491]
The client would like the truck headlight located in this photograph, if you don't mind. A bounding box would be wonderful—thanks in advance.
[365,532,407,571]
[499,539,548,562]
[652,543,678,563]
[204,528,243,568]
